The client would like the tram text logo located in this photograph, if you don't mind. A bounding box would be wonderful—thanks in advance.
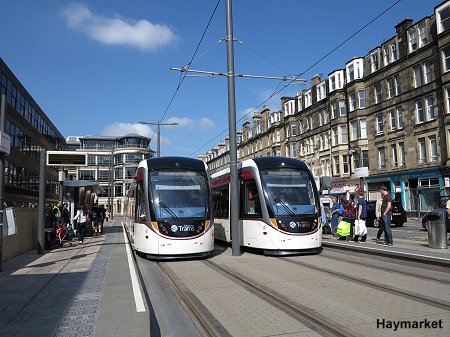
[288,221,310,228]
[171,225,195,232]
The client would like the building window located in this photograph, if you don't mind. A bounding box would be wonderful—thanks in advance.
[342,155,349,174]
[409,30,417,52]
[413,65,422,88]
[331,101,337,119]
[358,90,365,108]
[291,143,297,158]
[429,135,438,162]
[394,74,401,96]
[446,87,450,114]
[399,142,405,166]
[416,99,425,123]
[387,77,394,98]
[360,118,367,139]
[351,121,358,141]
[317,82,326,101]
[333,155,340,175]
[418,138,427,164]
[338,100,346,116]
[438,5,450,33]
[378,147,386,169]
[348,92,356,111]
[443,46,450,72]
[114,167,123,179]
[304,90,312,108]
[291,124,297,136]
[391,144,398,167]
[340,125,348,144]
[125,167,137,179]
[397,106,404,129]
[362,150,369,168]
[348,64,354,81]
[426,96,436,120]
[376,113,384,134]
[423,60,432,84]
[332,127,338,146]
[98,170,111,181]
[419,25,428,47]
[370,51,379,72]
[88,155,96,165]
[389,110,396,131]
[79,170,96,181]
[374,82,382,104]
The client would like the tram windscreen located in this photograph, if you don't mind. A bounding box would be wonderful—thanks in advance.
[261,168,317,216]
[149,170,208,220]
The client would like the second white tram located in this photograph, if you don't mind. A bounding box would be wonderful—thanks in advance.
[211,157,322,255]
[124,157,214,259]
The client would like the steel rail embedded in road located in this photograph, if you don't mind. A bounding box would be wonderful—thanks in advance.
[157,262,231,337]
[204,259,355,337]
[281,257,450,312]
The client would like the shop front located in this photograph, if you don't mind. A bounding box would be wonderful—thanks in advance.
[366,168,442,214]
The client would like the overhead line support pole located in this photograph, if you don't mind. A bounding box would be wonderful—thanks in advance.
[225,0,240,256]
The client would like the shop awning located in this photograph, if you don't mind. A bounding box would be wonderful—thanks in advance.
[63,180,106,194]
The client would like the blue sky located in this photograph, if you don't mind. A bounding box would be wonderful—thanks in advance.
[1,0,437,157]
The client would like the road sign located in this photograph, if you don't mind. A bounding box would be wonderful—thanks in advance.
[47,151,88,166]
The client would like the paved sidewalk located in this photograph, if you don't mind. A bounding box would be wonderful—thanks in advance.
[0,220,149,337]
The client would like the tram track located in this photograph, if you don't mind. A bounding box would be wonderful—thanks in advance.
[203,259,357,337]
[319,249,450,284]
[157,261,232,337]
[280,256,450,312]
[157,259,353,337]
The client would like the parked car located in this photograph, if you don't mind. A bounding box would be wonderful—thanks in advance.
[365,200,407,227]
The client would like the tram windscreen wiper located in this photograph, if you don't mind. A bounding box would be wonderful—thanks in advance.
[159,201,179,220]
[274,195,295,217]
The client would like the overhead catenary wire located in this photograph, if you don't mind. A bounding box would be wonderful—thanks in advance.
[188,0,403,157]
[149,0,222,147]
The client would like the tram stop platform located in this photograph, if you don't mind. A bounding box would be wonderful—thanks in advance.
[0,219,449,337]
[0,219,150,337]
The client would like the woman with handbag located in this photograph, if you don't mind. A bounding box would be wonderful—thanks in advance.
[73,205,90,244]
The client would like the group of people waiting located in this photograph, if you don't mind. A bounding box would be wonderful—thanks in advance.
[73,203,107,244]
[326,185,393,246]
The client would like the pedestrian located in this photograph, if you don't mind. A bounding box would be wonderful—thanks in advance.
[92,203,100,235]
[375,197,384,243]
[73,205,90,244]
[353,191,368,242]
[61,202,70,226]
[330,196,340,235]
[98,205,106,234]
[379,185,393,246]
[343,194,356,236]
[53,202,62,226]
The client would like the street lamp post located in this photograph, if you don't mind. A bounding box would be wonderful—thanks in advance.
[138,121,179,157]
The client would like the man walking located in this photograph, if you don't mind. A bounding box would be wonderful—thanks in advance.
[379,185,393,246]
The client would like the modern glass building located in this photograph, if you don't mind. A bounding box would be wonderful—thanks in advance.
[66,134,152,215]
[1,57,66,206]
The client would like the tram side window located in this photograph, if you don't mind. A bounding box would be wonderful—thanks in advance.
[242,180,262,216]
[135,182,146,221]
[212,187,229,218]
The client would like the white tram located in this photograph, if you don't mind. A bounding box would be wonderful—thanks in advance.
[211,157,322,255]
[124,157,214,259]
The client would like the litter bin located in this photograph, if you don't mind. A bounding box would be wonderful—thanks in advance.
[426,209,448,249]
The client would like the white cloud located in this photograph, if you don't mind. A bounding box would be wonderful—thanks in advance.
[62,2,176,51]
[240,107,256,117]
[199,117,214,130]
[101,122,153,138]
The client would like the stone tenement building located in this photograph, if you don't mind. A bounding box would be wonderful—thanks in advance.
[200,0,450,214]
